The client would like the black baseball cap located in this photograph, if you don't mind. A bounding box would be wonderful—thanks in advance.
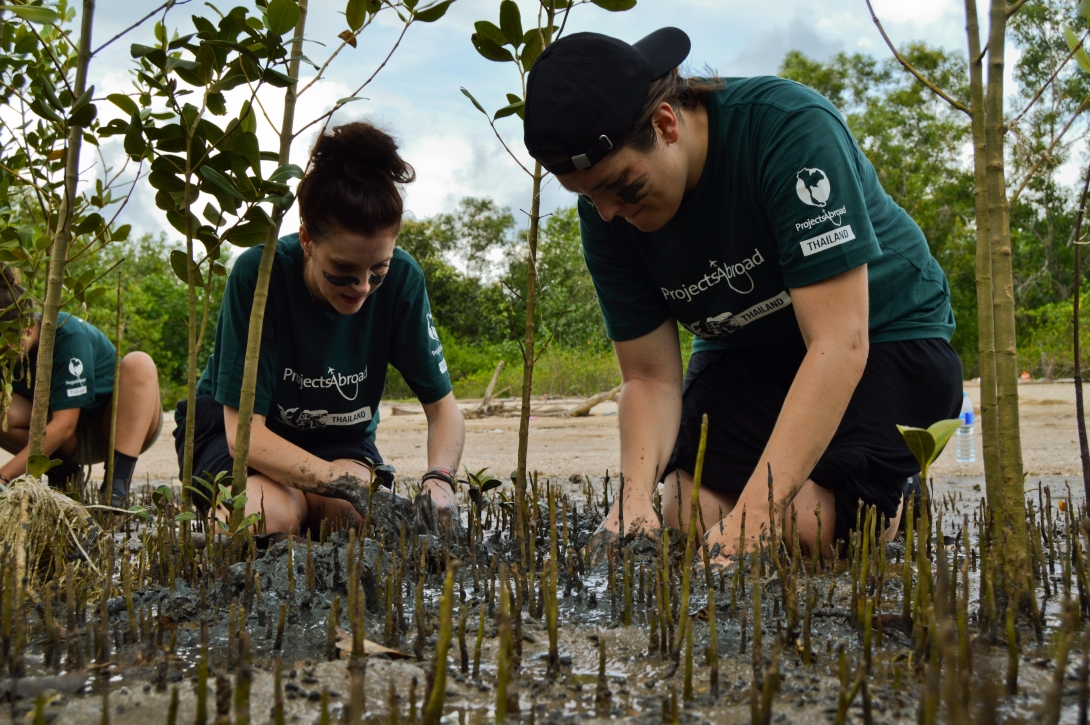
[524,27,691,176]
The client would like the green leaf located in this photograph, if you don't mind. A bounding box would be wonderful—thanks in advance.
[129,505,153,521]
[0,5,59,24]
[199,165,245,199]
[207,91,227,116]
[926,418,964,464]
[472,33,515,63]
[590,0,637,9]
[499,1,522,46]
[265,0,301,35]
[68,102,97,128]
[107,94,140,117]
[169,249,204,286]
[202,202,224,226]
[269,163,303,182]
[335,95,368,106]
[474,21,506,47]
[153,484,173,507]
[262,67,297,88]
[521,30,543,70]
[112,224,132,242]
[1064,23,1090,75]
[896,418,963,480]
[239,100,258,134]
[27,454,61,478]
[238,513,261,530]
[494,100,524,121]
[460,87,488,116]
[345,0,367,31]
[227,220,272,247]
[174,511,197,522]
[414,0,454,23]
[1079,0,1090,23]
[481,478,502,493]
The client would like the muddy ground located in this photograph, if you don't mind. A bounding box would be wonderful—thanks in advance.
[0,380,1087,724]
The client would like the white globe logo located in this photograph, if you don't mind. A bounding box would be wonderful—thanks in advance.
[795,168,832,208]
[68,358,83,377]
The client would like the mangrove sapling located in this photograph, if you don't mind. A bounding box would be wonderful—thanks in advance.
[25,0,96,462]
[462,0,635,553]
[423,563,456,725]
[672,415,708,664]
[226,0,457,526]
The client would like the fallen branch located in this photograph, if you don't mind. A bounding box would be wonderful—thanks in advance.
[565,385,621,418]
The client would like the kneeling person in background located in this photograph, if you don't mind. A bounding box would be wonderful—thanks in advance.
[0,266,163,505]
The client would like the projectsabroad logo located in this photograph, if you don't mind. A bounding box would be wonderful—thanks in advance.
[660,248,766,303]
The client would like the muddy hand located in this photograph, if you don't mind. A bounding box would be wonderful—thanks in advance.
[583,526,619,569]
[413,491,464,540]
[318,471,372,518]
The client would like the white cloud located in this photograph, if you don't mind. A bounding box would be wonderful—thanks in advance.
[73,0,977,246]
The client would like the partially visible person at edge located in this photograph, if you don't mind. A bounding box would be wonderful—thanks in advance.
[522,28,961,562]
[0,266,163,506]
[174,121,465,535]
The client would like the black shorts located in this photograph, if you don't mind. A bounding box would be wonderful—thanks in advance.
[173,394,383,513]
[668,338,963,546]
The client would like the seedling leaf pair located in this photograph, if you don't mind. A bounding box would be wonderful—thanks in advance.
[896,418,962,482]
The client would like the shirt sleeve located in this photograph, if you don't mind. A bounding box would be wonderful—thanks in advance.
[49,321,98,411]
[578,198,672,341]
[388,264,453,405]
[759,106,882,289]
[211,254,279,416]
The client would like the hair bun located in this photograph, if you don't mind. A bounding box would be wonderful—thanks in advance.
[308,122,415,186]
[298,122,416,238]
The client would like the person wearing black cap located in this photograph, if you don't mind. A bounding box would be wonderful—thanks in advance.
[523,28,962,561]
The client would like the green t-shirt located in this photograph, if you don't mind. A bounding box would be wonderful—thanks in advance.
[579,76,955,354]
[12,312,116,413]
[197,234,452,445]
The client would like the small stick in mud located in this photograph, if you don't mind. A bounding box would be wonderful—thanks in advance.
[274,602,286,651]
[458,605,469,675]
[272,653,285,725]
[683,616,694,702]
[701,540,719,699]
[474,600,485,679]
[595,635,609,717]
[326,595,341,662]
[496,572,512,724]
[423,563,456,725]
[213,674,231,725]
[234,629,252,725]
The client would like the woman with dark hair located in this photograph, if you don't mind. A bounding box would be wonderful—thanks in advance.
[174,122,464,534]
[0,266,163,505]
[523,29,961,561]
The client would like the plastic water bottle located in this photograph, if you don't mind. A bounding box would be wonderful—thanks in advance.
[956,392,976,462]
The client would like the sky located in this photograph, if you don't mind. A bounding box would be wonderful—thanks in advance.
[82,0,975,241]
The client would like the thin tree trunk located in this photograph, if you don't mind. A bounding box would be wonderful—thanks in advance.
[514,163,543,553]
[181,105,200,510]
[104,273,122,487]
[28,0,95,457]
[984,0,1029,590]
[230,0,308,524]
[1072,164,1090,502]
[965,0,1001,498]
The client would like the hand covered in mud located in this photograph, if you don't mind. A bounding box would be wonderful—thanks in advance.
[584,493,660,568]
[700,507,765,569]
[413,484,463,540]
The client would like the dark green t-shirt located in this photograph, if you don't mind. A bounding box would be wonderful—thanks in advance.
[12,312,116,413]
[580,76,956,354]
[196,234,452,445]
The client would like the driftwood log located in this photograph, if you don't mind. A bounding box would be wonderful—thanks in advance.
[564,384,622,417]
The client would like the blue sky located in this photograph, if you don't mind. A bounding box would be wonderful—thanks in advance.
[85,0,970,240]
